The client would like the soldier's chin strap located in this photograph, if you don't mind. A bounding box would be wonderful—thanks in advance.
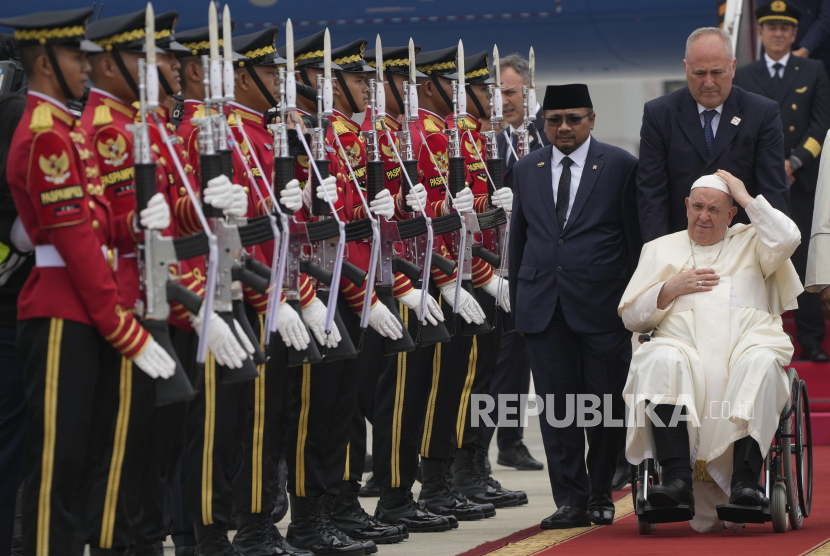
[430,73,454,115]
[158,71,175,97]
[298,66,312,87]
[385,70,406,115]
[245,65,279,109]
[466,84,487,120]
[111,50,141,102]
[45,45,75,102]
[334,69,359,115]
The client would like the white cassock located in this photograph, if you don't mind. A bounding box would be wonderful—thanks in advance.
[806,129,830,292]
[618,195,803,533]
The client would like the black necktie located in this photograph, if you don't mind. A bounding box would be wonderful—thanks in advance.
[772,62,783,84]
[557,157,573,231]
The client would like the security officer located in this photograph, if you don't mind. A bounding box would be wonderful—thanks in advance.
[734,0,830,361]
[0,8,176,555]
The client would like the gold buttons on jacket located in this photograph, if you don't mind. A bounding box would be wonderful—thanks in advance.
[92,220,101,230]
[243,186,250,194]
[89,201,96,210]
[179,187,186,195]
[790,126,796,132]
[792,104,798,110]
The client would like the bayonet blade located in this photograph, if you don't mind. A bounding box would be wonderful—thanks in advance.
[323,28,331,80]
[375,35,382,84]
[494,44,500,85]
[408,38,416,85]
[286,19,294,73]
[529,47,535,89]
[208,1,219,61]
[457,40,464,88]
[145,2,155,66]
[222,4,232,62]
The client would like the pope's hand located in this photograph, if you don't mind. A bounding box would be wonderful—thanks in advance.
[657,266,719,309]
[715,169,752,207]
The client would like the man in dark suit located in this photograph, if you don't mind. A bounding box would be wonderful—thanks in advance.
[637,26,791,243]
[734,1,830,361]
[790,0,830,74]
[481,53,549,472]
[508,84,639,529]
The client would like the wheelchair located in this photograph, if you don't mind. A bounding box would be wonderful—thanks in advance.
[631,366,813,534]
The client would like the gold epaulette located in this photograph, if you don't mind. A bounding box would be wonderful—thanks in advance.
[29,103,54,133]
[332,119,349,136]
[193,105,206,120]
[424,119,440,134]
[93,104,113,127]
[227,113,238,126]
[458,117,476,131]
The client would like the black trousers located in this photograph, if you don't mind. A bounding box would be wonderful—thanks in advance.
[18,318,122,556]
[523,303,630,509]
[369,305,436,488]
[345,327,384,482]
[790,185,826,349]
[419,296,474,460]
[235,308,299,516]
[0,322,25,555]
[457,293,503,452]
[485,329,533,450]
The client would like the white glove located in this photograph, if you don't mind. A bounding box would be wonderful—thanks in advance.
[481,277,511,313]
[203,174,235,210]
[189,309,254,369]
[133,338,176,379]
[301,297,341,348]
[139,193,171,230]
[439,283,486,324]
[405,184,428,212]
[276,302,311,351]
[368,302,404,339]
[444,186,474,215]
[10,216,32,253]
[223,184,248,217]
[302,175,338,209]
[397,289,444,326]
[491,187,513,213]
[279,179,303,213]
[369,189,395,219]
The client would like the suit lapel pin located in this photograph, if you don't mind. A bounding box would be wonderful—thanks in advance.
[731,116,741,126]
[537,161,545,167]
[592,165,597,170]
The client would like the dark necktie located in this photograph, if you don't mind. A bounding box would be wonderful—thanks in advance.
[772,62,783,84]
[557,157,573,231]
[703,110,717,154]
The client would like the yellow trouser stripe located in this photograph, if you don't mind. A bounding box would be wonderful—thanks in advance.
[251,316,266,513]
[421,342,441,457]
[99,358,133,548]
[392,303,408,486]
[296,364,312,497]
[201,354,216,525]
[343,443,350,481]
[36,318,63,556]
[456,337,478,448]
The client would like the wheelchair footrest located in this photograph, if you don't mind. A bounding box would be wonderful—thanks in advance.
[636,498,694,523]
[715,503,771,524]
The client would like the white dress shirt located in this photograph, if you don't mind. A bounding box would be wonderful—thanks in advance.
[550,135,591,226]
[697,102,724,138]
[765,51,791,79]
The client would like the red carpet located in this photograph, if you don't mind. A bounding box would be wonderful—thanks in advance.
[459,447,830,556]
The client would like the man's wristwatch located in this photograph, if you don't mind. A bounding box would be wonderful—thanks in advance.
[789,155,803,171]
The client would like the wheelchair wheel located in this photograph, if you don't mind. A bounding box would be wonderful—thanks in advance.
[784,368,804,530]
[796,379,813,518]
[633,462,657,535]
[771,482,788,533]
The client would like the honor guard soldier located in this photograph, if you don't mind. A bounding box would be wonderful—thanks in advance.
[735,1,830,361]
[0,8,178,555]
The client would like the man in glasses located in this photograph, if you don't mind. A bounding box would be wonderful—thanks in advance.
[508,83,641,530]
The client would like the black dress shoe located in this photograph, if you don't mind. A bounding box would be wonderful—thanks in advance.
[588,492,615,525]
[802,344,830,362]
[647,479,695,508]
[358,475,380,498]
[497,441,544,471]
[540,506,591,529]
[729,482,763,506]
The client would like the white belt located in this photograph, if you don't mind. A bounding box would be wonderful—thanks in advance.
[35,244,118,270]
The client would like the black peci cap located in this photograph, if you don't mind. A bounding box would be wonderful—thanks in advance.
[0,7,102,53]
[756,1,801,26]
[543,84,593,110]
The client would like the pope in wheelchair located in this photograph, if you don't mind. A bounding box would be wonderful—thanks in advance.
[619,172,803,533]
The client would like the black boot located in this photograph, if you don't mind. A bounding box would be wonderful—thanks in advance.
[451,448,519,508]
[418,457,485,521]
[375,487,451,532]
[193,521,240,556]
[285,495,364,556]
[268,524,313,556]
[321,494,377,555]
[89,549,127,556]
[330,481,407,544]
[272,458,289,524]
[477,449,528,506]
[175,547,197,556]
[233,512,286,555]
[358,474,380,498]
[130,543,164,556]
